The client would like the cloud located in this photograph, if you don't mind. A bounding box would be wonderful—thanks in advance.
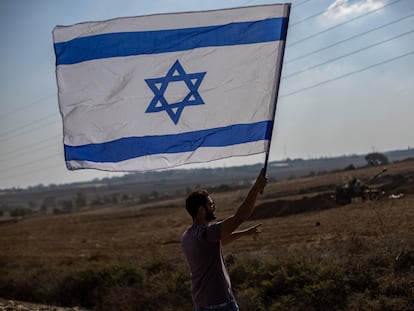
[324,0,386,20]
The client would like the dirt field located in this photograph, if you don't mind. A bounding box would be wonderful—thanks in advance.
[1,159,413,310]
[1,160,413,261]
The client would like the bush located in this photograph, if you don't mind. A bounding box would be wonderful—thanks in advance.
[10,207,33,218]
[1,246,413,311]
[58,264,145,308]
[227,256,349,311]
[365,152,389,166]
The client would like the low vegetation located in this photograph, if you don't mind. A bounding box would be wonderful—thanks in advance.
[1,236,413,310]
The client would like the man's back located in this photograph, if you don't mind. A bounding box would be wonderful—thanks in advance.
[181,223,234,307]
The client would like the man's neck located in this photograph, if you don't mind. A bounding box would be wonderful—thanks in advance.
[193,218,208,226]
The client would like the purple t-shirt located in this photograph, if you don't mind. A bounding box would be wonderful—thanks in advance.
[181,223,234,307]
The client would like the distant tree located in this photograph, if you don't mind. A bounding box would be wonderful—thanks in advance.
[224,184,235,191]
[139,193,150,203]
[28,200,37,209]
[61,200,74,212]
[53,207,64,215]
[42,196,56,210]
[365,152,389,166]
[343,164,355,171]
[10,207,33,218]
[31,183,45,190]
[1,203,10,211]
[151,191,159,199]
[75,192,87,208]
[91,196,105,206]
[111,193,119,204]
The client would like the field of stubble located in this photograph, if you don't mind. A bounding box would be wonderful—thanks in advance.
[1,160,413,310]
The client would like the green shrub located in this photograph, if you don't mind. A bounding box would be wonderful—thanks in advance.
[228,257,348,310]
[57,264,144,308]
[1,245,413,311]
[10,207,33,217]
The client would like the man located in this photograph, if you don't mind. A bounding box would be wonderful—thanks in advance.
[181,168,267,311]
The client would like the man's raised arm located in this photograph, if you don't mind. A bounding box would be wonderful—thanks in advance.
[219,168,267,240]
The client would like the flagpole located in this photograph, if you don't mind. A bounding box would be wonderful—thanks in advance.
[263,4,291,177]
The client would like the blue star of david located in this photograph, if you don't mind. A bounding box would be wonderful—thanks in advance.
[145,60,206,125]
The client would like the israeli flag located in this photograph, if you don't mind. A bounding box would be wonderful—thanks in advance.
[53,4,290,172]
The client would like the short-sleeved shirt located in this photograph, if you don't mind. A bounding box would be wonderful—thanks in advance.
[181,223,234,307]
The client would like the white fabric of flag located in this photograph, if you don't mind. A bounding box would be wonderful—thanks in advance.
[53,4,290,172]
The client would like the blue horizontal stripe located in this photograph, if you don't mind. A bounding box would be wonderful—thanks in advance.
[64,121,272,163]
[55,17,288,65]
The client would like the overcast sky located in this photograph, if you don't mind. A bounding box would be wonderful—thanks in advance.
[0,0,413,189]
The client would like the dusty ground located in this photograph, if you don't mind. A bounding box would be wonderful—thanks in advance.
[1,160,413,260]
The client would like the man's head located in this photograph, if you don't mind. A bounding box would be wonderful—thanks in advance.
[186,190,216,223]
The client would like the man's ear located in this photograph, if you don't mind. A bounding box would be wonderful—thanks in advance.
[196,205,204,217]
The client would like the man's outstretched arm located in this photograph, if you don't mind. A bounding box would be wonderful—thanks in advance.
[219,168,267,241]
[221,223,262,245]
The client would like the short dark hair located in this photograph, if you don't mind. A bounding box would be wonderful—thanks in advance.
[185,190,209,218]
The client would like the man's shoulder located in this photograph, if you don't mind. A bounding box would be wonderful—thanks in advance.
[182,223,221,244]
[183,223,220,233]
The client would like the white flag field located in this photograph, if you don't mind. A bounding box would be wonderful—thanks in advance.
[53,4,290,172]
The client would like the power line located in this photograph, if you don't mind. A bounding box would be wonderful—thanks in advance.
[0,117,60,142]
[283,29,414,79]
[0,140,59,162]
[0,93,56,120]
[0,112,58,139]
[0,151,63,174]
[240,0,312,9]
[285,12,414,64]
[292,0,313,8]
[289,0,346,27]
[1,163,64,184]
[288,0,401,43]
[280,50,414,98]
[0,134,61,158]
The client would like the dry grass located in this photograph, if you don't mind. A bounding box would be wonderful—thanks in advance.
[1,160,414,310]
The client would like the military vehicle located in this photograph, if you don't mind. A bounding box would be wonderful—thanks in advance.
[334,167,387,205]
